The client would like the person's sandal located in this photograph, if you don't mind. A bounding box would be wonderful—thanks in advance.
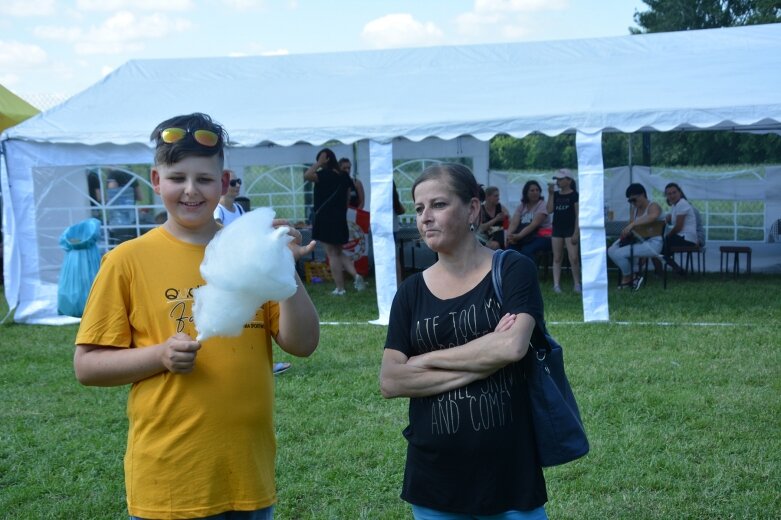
[273,362,291,375]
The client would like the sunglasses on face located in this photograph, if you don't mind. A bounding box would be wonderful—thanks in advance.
[159,127,220,147]
[229,179,242,187]
[627,197,639,204]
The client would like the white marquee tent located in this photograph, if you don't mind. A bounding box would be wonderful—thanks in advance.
[3,23,781,325]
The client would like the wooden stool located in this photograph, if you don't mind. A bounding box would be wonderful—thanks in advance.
[719,246,752,278]
[663,244,704,289]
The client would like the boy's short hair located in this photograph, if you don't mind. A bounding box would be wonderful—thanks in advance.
[150,113,228,167]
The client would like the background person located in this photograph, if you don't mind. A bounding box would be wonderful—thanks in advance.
[213,169,244,225]
[607,183,663,290]
[340,157,365,210]
[380,163,549,520]
[305,148,365,295]
[506,180,552,263]
[73,112,319,519]
[478,185,509,250]
[662,182,698,275]
[547,169,581,294]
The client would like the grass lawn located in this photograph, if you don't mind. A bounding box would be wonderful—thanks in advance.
[1,272,779,519]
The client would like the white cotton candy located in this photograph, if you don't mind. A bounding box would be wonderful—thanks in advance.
[193,207,298,341]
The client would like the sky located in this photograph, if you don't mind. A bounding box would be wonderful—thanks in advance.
[1,0,646,108]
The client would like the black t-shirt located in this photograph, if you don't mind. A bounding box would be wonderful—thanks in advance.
[552,191,579,236]
[384,252,548,514]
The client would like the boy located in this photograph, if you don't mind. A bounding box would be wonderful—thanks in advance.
[74,113,319,519]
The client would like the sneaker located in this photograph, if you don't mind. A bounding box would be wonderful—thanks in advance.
[553,285,562,294]
[353,274,366,291]
[573,284,582,294]
[331,288,346,296]
[632,275,645,291]
[273,362,291,375]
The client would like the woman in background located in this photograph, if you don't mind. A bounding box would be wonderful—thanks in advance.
[478,185,509,250]
[506,180,552,264]
[305,149,365,295]
[547,169,581,294]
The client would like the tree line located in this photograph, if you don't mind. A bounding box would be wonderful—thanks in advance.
[489,0,781,171]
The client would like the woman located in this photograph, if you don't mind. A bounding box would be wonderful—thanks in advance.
[304,148,365,295]
[662,182,698,275]
[547,169,581,294]
[478,185,509,250]
[380,163,549,520]
[607,183,663,290]
[340,157,365,209]
[506,180,552,263]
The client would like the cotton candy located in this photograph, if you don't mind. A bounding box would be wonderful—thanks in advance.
[193,207,298,341]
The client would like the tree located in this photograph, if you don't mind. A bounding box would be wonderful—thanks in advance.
[632,0,781,33]
[629,0,781,166]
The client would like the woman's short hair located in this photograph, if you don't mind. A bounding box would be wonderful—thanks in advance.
[484,186,499,197]
[412,163,480,204]
[625,183,647,198]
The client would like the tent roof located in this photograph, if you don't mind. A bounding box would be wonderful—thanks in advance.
[4,23,781,146]
[0,84,39,133]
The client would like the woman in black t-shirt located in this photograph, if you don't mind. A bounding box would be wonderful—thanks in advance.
[547,169,582,294]
[380,163,549,519]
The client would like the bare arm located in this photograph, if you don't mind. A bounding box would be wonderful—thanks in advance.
[355,179,365,209]
[275,272,319,357]
[272,220,320,357]
[74,333,201,387]
[571,201,580,245]
[380,313,534,398]
[508,212,546,244]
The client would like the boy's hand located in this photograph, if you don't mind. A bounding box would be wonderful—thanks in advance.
[494,313,516,333]
[161,333,201,374]
[272,219,317,261]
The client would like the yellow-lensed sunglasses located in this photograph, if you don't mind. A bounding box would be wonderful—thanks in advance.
[159,127,220,147]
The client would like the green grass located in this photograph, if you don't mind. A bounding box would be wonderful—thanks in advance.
[1,272,780,519]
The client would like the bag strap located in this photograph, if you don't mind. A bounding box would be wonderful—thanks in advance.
[491,249,510,306]
[491,249,552,355]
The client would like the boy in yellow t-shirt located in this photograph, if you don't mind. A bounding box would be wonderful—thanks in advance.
[74,112,320,520]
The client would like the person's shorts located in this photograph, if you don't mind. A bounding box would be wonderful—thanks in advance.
[552,224,576,238]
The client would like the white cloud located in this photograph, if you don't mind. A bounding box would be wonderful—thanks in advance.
[0,40,48,67]
[362,14,444,49]
[3,0,56,16]
[34,11,193,55]
[474,0,568,13]
[221,0,265,10]
[76,0,193,11]
[455,0,567,42]
[100,65,116,77]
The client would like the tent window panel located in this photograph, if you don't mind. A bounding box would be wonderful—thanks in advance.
[244,164,309,223]
[737,229,764,241]
[702,199,765,242]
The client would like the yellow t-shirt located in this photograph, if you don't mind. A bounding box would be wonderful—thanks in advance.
[76,227,280,519]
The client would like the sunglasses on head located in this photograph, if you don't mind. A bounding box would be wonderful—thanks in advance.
[229,179,242,187]
[159,127,220,147]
